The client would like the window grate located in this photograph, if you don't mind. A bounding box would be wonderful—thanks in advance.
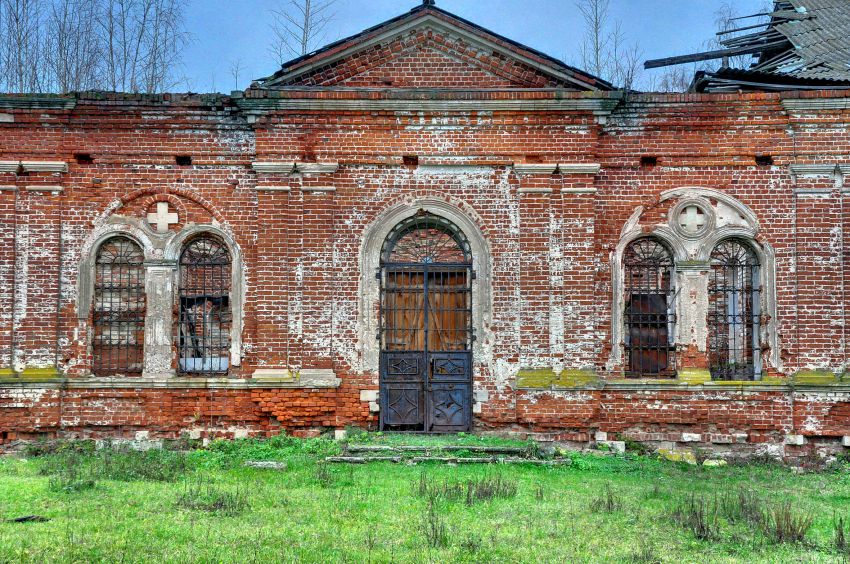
[624,238,677,378]
[92,237,146,375]
[709,239,761,381]
[177,236,232,375]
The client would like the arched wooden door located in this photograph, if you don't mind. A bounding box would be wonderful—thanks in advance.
[379,211,473,432]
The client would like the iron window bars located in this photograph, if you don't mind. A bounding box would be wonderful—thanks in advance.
[92,237,146,375]
[623,238,677,378]
[379,212,473,353]
[708,239,761,381]
[177,236,232,375]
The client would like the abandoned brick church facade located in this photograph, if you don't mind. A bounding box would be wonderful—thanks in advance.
[1,3,849,457]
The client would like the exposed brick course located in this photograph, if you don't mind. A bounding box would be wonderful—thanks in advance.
[1,15,849,457]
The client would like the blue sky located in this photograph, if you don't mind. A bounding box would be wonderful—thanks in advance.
[180,0,765,92]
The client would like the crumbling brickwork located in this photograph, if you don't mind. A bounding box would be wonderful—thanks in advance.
[1,6,849,458]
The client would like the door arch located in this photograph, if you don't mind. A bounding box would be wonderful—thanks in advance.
[379,210,473,432]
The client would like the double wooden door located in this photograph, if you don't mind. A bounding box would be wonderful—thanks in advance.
[379,265,473,432]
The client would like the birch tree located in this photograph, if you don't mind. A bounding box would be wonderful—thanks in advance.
[575,0,643,90]
[270,0,339,63]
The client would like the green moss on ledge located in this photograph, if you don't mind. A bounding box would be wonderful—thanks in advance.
[516,368,556,388]
[553,369,601,388]
[793,371,840,385]
[678,369,711,385]
[17,368,61,381]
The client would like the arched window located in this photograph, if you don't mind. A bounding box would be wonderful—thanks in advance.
[709,239,761,381]
[92,236,146,375]
[177,235,232,375]
[623,238,676,378]
[378,211,474,432]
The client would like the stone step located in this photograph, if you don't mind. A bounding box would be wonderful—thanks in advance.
[345,445,531,455]
[325,455,571,465]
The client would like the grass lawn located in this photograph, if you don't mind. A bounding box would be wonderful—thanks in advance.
[0,434,848,563]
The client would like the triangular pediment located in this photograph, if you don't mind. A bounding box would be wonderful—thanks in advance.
[259,5,610,91]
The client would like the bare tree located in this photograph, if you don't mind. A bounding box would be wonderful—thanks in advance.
[43,0,102,92]
[270,0,339,63]
[100,0,189,93]
[574,0,643,90]
[576,0,610,79]
[0,0,188,93]
[608,21,643,91]
[229,58,244,90]
[0,0,44,93]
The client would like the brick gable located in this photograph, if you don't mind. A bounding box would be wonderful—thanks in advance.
[260,5,609,91]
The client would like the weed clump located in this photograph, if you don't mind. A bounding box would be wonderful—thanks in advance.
[761,501,813,544]
[177,480,249,516]
[416,473,517,505]
[669,494,719,541]
[590,483,624,513]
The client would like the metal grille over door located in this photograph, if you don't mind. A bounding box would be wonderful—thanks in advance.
[708,239,761,380]
[177,236,232,375]
[623,238,677,378]
[379,211,473,432]
[92,237,146,375]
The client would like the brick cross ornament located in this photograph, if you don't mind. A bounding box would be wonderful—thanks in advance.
[678,205,706,234]
[147,202,179,233]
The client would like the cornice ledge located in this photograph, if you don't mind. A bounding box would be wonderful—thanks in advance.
[789,163,839,177]
[513,163,558,175]
[25,185,63,193]
[0,96,76,110]
[559,163,601,174]
[513,163,601,175]
[237,97,619,114]
[782,98,850,112]
[252,161,339,175]
[0,160,69,173]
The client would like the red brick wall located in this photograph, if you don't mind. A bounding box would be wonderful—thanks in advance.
[0,89,849,454]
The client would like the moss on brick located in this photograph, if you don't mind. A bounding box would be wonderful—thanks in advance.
[17,368,61,381]
[678,369,711,385]
[793,371,840,385]
[553,369,600,388]
[516,368,556,389]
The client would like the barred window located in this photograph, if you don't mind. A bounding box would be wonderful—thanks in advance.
[92,237,146,375]
[624,238,677,378]
[177,235,232,375]
[709,239,761,381]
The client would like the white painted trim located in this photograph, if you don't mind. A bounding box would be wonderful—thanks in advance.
[782,98,850,112]
[660,187,759,233]
[0,113,13,123]
[513,163,557,175]
[559,163,601,174]
[789,164,839,177]
[794,188,834,196]
[264,15,603,91]
[251,368,341,388]
[0,161,68,173]
[518,187,553,194]
[256,185,292,192]
[25,185,63,192]
[0,185,17,191]
[252,161,339,175]
[302,186,336,193]
[562,187,598,194]
[22,161,68,173]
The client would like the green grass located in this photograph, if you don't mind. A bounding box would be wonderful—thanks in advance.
[0,437,848,562]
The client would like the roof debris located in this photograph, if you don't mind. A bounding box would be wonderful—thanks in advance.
[645,0,850,92]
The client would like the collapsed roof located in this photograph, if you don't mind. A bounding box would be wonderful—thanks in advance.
[645,0,850,92]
